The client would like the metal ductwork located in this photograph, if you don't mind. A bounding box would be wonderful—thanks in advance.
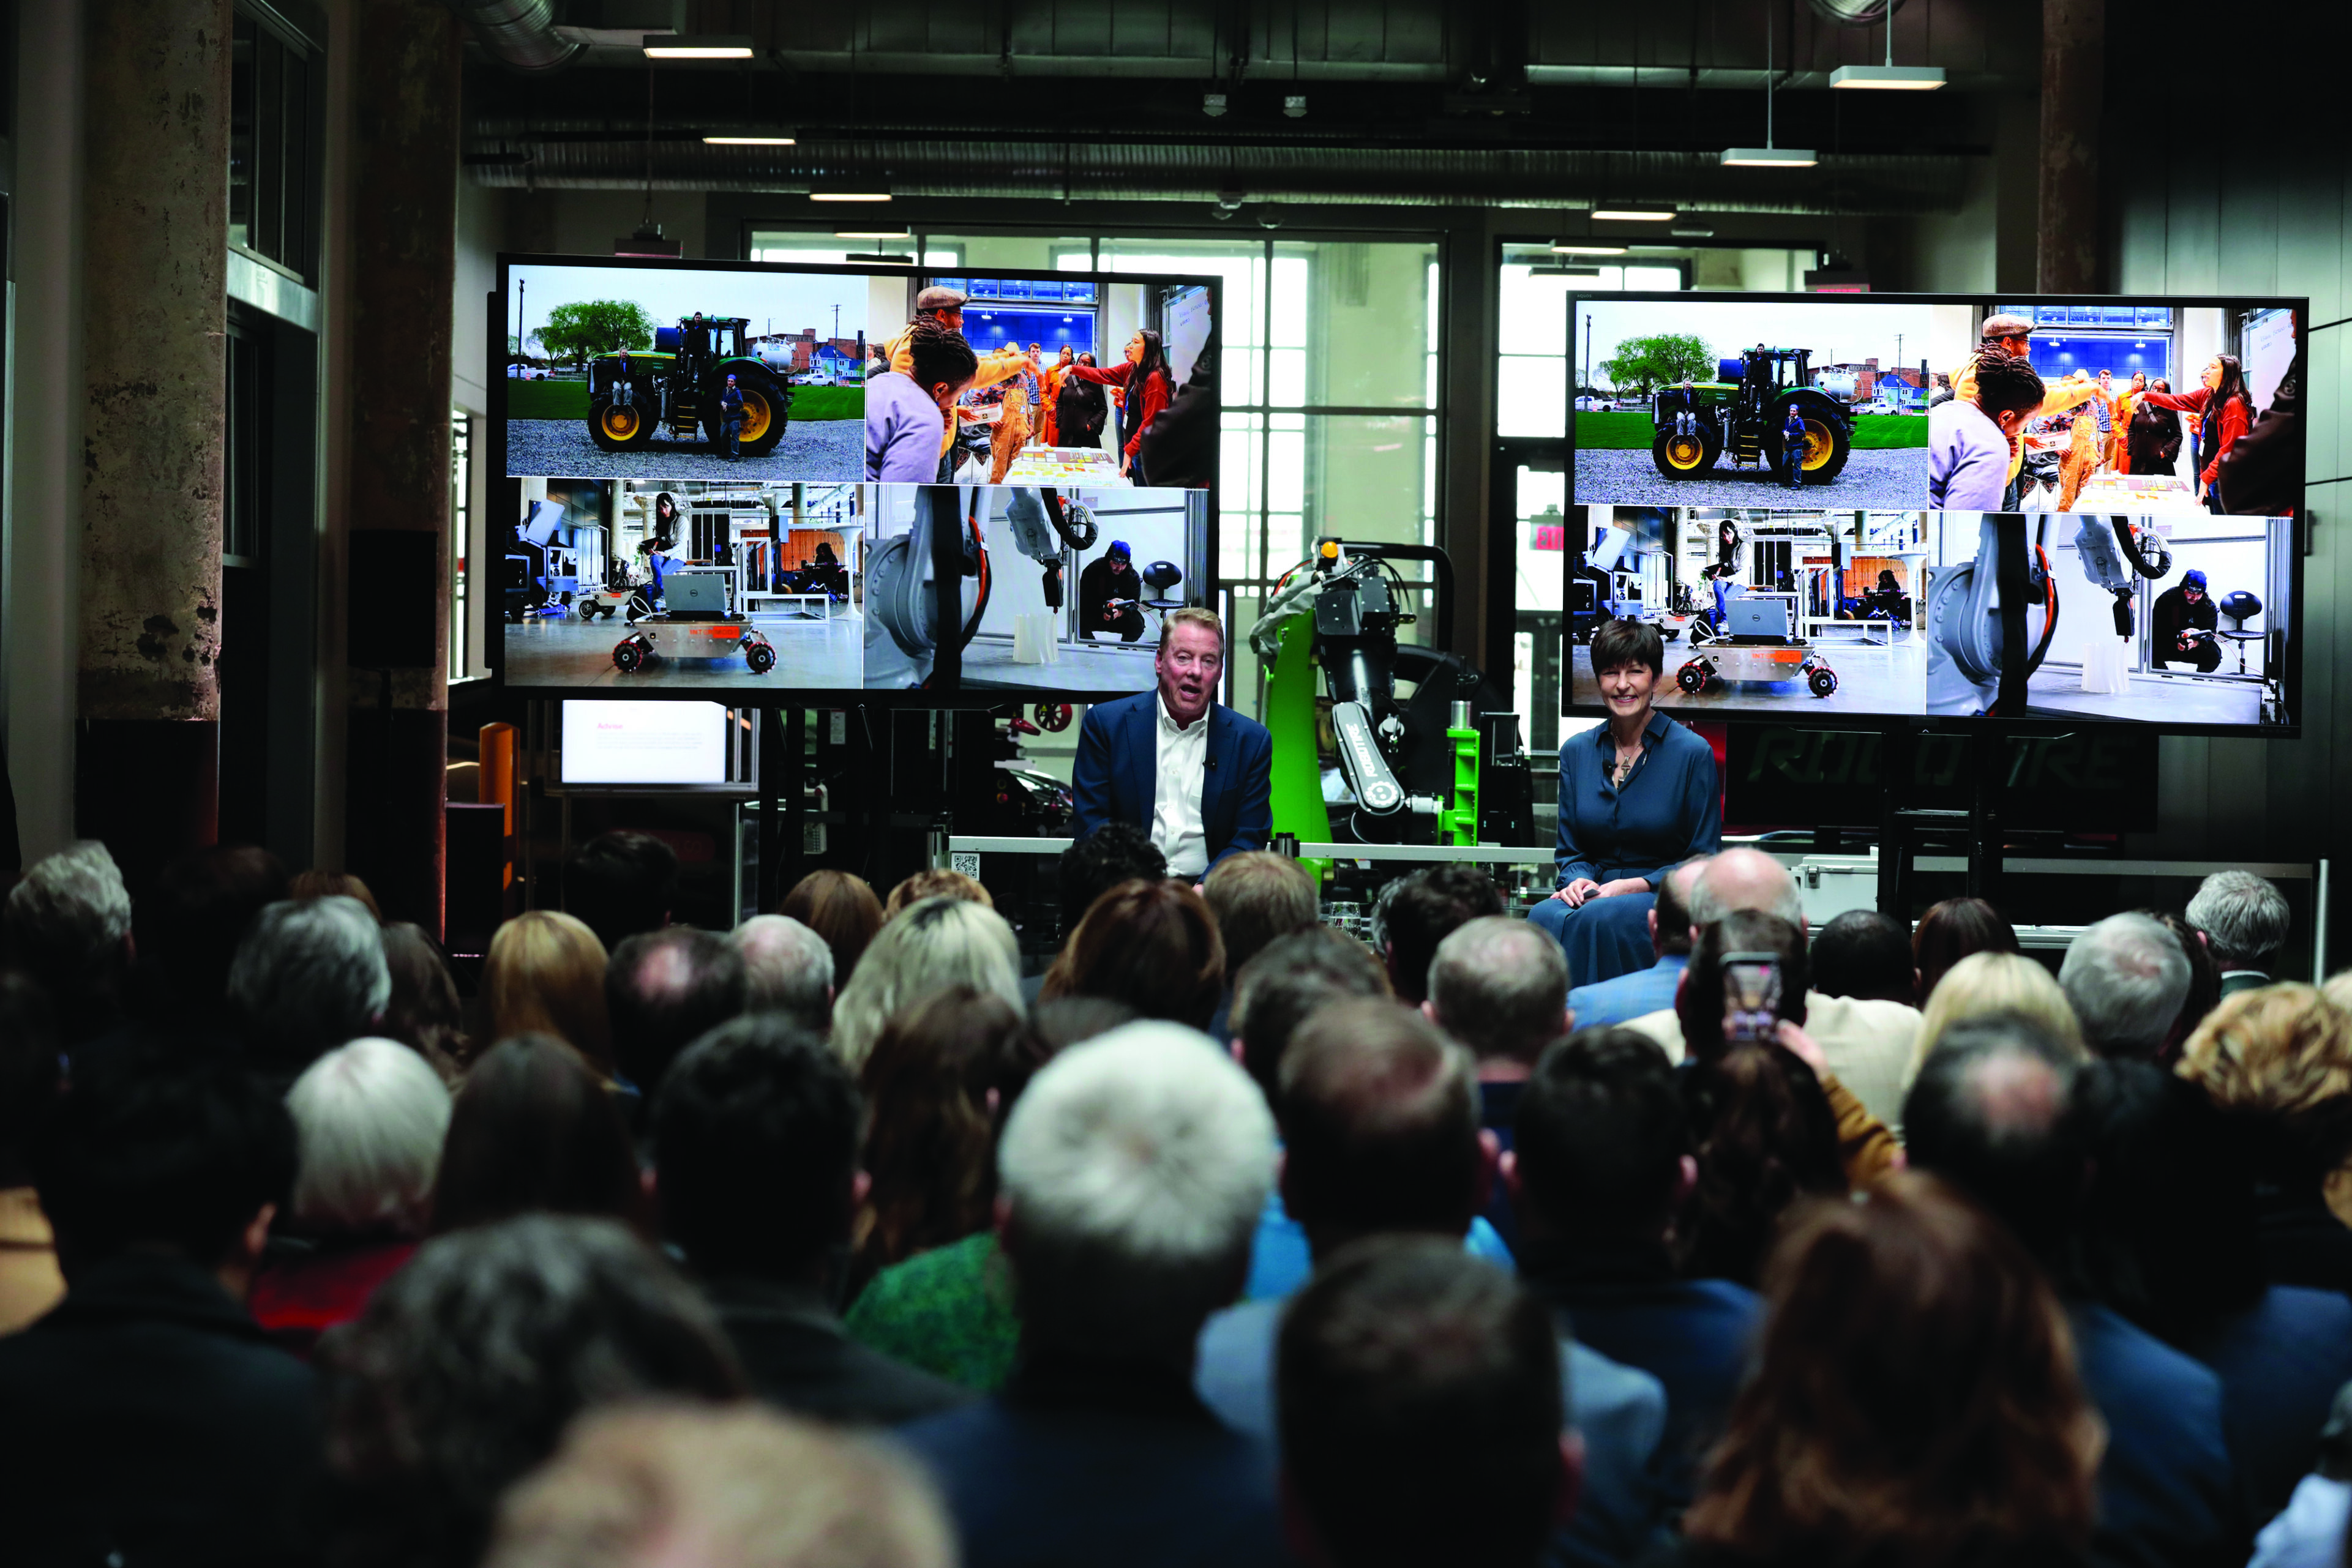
[468,140,1968,215]
[447,0,585,74]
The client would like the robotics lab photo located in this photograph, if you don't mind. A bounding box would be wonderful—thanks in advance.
[1923,511,2294,726]
[501,479,863,692]
[1568,507,1930,719]
[862,483,1212,693]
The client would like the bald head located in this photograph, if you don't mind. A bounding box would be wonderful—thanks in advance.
[731,915,833,1034]
[607,927,749,1095]
[1686,848,1805,933]
[1426,917,1570,1068]
[1901,1014,2086,1264]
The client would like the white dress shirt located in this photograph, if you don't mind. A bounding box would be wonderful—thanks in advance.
[1152,692,1211,876]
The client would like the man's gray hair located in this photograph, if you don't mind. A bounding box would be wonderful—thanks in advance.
[1686,846,1807,932]
[998,1021,1275,1359]
[228,895,392,1073]
[1426,917,1568,1066]
[733,914,834,1033]
[286,1037,452,1234]
[2187,871,2291,971]
[3,839,132,969]
[2058,913,2191,1059]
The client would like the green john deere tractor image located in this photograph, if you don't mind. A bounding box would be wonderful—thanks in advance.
[586,314,792,457]
[1649,347,1853,485]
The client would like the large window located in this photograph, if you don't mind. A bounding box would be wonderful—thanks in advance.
[228,9,322,283]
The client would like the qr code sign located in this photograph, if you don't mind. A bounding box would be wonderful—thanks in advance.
[950,853,981,878]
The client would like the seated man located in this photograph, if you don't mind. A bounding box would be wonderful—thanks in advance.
[1078,540,1147,643]
[2187,868,2292,997]
[1197,999,1668,1568]
[896,1023,1289,1568]
[1565,856,1707,1031]
[1377,863,1506,1007]
[0,1062,319,1567]
[2151,570,2222,673]
[2059,913,2193,1061]
[1069,608,1272,879]
[1425,916,1573,1256]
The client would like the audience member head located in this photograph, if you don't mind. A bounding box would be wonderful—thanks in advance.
[2059,913,2192,1061]
[2144,909,2223,1043]
[606,927,749,1096]
[882,868,993,922]
[1511,1027,1688,1252]
[485,1405,953,1568]
[997,1022,1275,1366]
[1651,856,1707,959]
[1231,927,1391,1098]
[317,1215,744,1568]
[1030,995,1138,1052]
[830,896,1022,1070]
[1913,897,2020,1006]
[1426,917,1569,1072]
[131,843,287,1023]
[31,1058,295,1279]
[778,868,885,988]
[1682,1171,2100,1566]
[285,1037,452,1240]
[228,894,391,1078]
[2077,1058,2265,1343]
[1055,823,1166,944]
[486,911,615,1076]
[1279,999,1485,1256]
[4,840,133,1037]
[564,831,678,954]
[654,1016,859,1286]
[1373,865,1505,1005]
[2187,870,2291,974]
[1201,852,1318,979]
[1680,1040,1845,1285]
[289,868,382,922]
[1038,878,1224,1031]
[430,1036,643,1236]
[1685,846,1805,932]
[379,921,468,1076]
[1810,909,1917,1005]
[1279,1239,1570,1568]
[0,973,61,1188]
[1676,909,1809,1064]
[855,987,1049,1283]
[1902,1014,2089,1272]
[731,914,834,1034]
[2177,984,2352,1185]
[1912,951,2086,1082]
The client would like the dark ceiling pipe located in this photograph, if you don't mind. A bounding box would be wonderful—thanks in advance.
[466,140,1968,216]
[446,0,583,74]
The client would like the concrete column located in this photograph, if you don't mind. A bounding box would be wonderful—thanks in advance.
[342,0,459,933]
[2037,0,2105,291]
[74,0,234,892]
[7,0,88,868]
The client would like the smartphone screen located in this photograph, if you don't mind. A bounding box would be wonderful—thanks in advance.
[1721,952,1783,1045]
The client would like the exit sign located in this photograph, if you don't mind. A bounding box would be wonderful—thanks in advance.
[1530,522,1566,551]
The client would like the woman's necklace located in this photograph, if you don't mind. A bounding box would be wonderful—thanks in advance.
[1611,737,1642,788]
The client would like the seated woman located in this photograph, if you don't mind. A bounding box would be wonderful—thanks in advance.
[1530,617,1721,988]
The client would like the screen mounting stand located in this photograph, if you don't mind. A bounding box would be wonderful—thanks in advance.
[1874,728,2004,921]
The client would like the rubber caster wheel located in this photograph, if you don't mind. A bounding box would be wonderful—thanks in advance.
[746,642,775,674]
[613,640,643,673]
[1677,663,1707,694]
[1808,667,1838,697]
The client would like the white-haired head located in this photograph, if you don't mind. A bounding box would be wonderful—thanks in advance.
[286,1037,453,1234]
[828,897,1021,1069]
[2187,871,2291,973]
[998,1021,1276,1361]
[1687,846,1806,933]
[2,840,132,998]
[228,895,392,1075]
[2059,913,2192,1059]
[733,914,834,1033]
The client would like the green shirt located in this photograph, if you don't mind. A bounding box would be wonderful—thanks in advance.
[842,1231,1021,1392]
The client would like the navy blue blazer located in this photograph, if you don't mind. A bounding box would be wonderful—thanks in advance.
[1069,691,1273,872]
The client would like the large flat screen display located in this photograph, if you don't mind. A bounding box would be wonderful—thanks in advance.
[493,255,1219,703]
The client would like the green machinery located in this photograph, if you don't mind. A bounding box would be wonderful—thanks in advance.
[1650,346,1853,484]
[585,314,793,457]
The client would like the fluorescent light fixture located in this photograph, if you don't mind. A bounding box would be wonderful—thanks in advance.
[704,134,796,146]
[1591,209,1676,222]
[1829,64,1946,89]
[834,230,910,240]
[1552,243,1628,255]
[809,190,892,203]
[1720,146,1818,167]
[1670,226,1716,238]
[643,34,755,59]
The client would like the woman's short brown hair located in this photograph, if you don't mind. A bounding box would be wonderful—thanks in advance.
[883,868,994,922]
[1685,1170,2102,1561]
[780,869,885,988]
[1038,878,1225,1031]
[1589,618,1664,678]
[484,911,613,1076]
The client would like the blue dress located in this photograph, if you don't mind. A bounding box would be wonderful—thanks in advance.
[1528,709,1722,990]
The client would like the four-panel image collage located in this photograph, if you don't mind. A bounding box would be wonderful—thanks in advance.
[498,257,1216,700]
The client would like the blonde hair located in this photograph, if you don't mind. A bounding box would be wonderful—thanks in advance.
[2178,984,2352,1122]
[1907,951,2085,1088]
[882,868,994,922]
[829,897,1023,1070]
[1158,605,1224,654]
[485,911,615,1075]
